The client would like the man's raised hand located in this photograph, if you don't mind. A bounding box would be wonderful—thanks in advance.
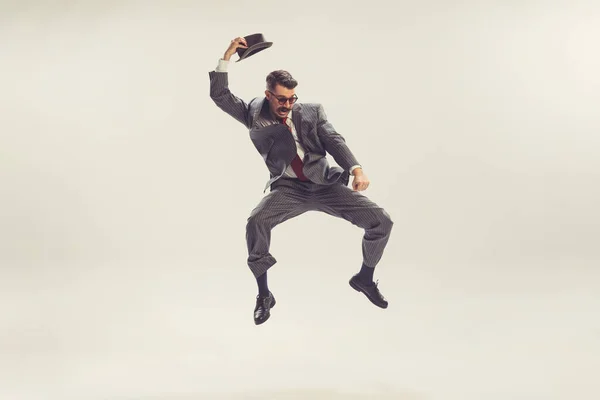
[223,37,248,61]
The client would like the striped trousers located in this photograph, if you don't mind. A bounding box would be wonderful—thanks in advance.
[246,177,394,278]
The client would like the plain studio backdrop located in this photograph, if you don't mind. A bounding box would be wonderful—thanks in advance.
[1,1,599,399]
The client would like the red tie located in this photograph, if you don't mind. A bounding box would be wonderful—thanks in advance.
[280,118,309,181]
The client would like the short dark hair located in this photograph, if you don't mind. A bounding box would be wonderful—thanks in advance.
[266,70,298,91]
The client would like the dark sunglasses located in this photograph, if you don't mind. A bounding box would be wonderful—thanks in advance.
[268,90,298,105]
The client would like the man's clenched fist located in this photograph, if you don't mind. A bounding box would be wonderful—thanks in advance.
[352,169,370,191]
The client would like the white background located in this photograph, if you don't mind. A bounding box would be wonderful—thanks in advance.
[1,1,599,399]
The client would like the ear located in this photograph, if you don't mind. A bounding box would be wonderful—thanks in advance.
[264,90,270,98]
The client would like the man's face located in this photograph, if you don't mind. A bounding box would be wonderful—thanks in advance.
[265,84,297,119]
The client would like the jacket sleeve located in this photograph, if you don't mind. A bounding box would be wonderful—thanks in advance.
[316,104,360,171]
[209,70,252,128]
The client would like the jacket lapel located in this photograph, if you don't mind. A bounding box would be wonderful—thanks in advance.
[291,103,305,147]
[250,97,269,129]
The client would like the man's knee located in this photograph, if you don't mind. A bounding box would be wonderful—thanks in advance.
[246,209,275,232]
[378,209,394,233]
[246,212,263,231]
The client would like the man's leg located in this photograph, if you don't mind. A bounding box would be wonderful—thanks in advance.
[314,183,394,308]
[246,181,310,324]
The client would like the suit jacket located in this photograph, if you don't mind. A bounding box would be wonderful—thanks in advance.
[209,70,361,192]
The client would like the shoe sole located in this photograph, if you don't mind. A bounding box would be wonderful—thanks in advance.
[349,278,388,309]
[254,297,276,325]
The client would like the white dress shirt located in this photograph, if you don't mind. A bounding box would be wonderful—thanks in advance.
[214,59,362,178]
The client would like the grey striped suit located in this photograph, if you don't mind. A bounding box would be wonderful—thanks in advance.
[209,70,393,278]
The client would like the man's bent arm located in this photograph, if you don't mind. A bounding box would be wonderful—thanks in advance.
[209,58,252,128]
[316,104,362,174]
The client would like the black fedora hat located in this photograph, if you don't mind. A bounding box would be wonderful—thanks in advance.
[235,33,273,62]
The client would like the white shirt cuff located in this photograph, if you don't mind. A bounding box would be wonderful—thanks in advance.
[215,58,229,72]
[349,165,362,174]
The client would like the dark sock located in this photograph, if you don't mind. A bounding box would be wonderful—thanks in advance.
[257,272,269,296]
[358,262,375,283]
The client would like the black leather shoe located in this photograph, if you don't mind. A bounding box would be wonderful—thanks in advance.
[254,292,276,325]
[349,274,388,308]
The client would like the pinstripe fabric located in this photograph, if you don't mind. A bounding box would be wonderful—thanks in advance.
[209,71,253,128]
[246,178,393,278]
[209,70,393,278]
[209,71,359,191]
